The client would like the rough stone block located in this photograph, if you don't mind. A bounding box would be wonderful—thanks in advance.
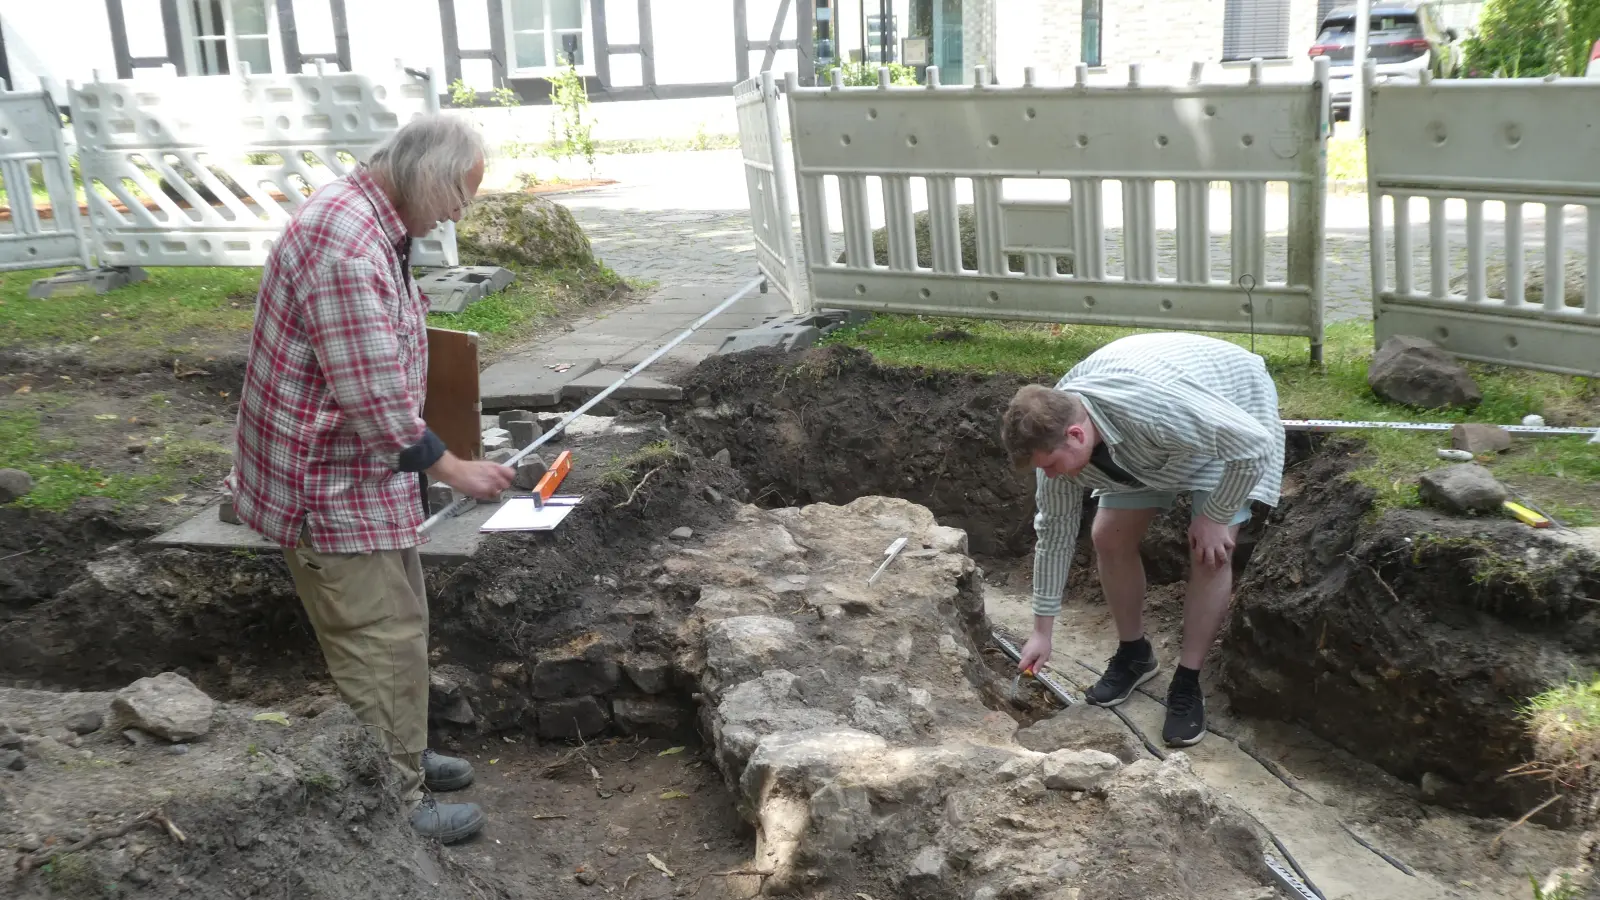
[1419,463,1508,514]
[486,448,516,465]
[1368,335,1482,409]
[112,672,215,742]
[497,409,537,428]
[1015,705,1143,764]
[531,636,623,699]
[507,419,542,449]
[1041,748,1122,791]
[427,483,454,515]
[1451,423,1512,455]
[0,468,34,503]
[612,697,692,737]
[622,653,673,694]
[218,497,241,525]
[537,696,611,740]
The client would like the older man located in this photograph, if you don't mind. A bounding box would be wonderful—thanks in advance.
[228,115,512,843]
[1001,332,1284,747]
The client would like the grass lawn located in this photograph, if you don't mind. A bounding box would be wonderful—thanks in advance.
[823,315,1600,524]
[0,261,625,512]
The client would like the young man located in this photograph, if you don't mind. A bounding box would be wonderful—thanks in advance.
[228,115,513,842]
[1001,332,1284,747]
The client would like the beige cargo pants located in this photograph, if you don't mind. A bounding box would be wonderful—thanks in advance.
[285,528,428,807]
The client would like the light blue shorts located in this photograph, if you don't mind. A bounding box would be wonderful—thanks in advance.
[1094,489,1252,526]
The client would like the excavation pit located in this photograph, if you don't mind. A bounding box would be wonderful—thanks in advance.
[3,345,1598,899]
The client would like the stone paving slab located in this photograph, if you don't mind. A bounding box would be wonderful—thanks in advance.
[479,358,602,410]
[560,368,684,402]
[152,499,495,564]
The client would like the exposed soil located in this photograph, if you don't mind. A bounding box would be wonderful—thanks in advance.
[6,340,1600,899]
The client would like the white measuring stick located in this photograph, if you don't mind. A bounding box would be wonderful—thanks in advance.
[1283,418,1598,438]
[867,536,908,586]
[417,275,766,535]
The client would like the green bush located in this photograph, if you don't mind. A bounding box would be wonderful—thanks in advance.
[820,61,919,86]
[1461,0,1600,77]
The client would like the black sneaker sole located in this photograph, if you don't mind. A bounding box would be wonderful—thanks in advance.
[1163,728,1207,748]
[1084,661,1161,708]
[425,771,474,792]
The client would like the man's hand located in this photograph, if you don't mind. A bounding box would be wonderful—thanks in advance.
[428,453,514,501]
[1019,620,1054,673]
[1189,516,1236,570]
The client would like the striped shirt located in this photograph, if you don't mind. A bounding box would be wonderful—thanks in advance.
[1031,333,1285,617]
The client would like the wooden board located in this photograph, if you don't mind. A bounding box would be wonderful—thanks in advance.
[424,327,482,460]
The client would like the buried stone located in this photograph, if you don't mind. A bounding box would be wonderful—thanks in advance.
[537,696,611,740]
[111,672,215,742]
[531,636,623,699]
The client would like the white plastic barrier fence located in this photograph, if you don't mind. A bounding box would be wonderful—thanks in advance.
[68,60,456,271]
[780,60,1331,362]
[0,83,93,273]
[1367,70,1600,378]
[734,71,803,312]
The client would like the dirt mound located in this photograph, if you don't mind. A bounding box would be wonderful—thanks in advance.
[0,503,153,619]
[0,685,495,900]
[1221,443,1600,822]
[674,345,1044,558]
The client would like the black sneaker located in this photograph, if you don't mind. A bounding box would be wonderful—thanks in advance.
[1085,641,1160,707]
[1163,675,1206,747]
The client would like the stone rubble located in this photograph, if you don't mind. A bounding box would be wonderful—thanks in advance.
[655,495,1278,899]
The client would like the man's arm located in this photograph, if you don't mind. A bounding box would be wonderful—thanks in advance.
[302,256,435,467]
[1031,469,1083,618]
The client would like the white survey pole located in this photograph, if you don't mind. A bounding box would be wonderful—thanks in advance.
[1351,0,1371,133]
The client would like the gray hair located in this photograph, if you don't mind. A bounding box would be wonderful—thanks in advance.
[367,114,487,218]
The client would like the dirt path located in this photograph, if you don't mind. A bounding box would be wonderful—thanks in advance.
[980,563,1578,900]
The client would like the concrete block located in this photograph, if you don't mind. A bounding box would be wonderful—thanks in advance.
[497,409,537,428]
[483,435,511,453]
[218,497,241,525]
[561,369,684,403]
[486,448,516,465]
[514,455,548,490]
[427,483,454,515]
[28,266,149,299]
[418,265,515,314]
[711,310,868,357]
[507,419,542,449]
[480,358,603,410]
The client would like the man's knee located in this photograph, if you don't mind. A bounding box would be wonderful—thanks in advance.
[1092,508,1153,557]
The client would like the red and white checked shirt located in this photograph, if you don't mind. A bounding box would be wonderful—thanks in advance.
[227,167,433,554]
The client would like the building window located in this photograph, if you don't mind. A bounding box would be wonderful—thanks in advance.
[505,0,595,75]
[1081,0,1102,66]
[180,0,282,75]
[1222,0,1291,62]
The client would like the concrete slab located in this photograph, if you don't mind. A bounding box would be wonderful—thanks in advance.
[150,499,500,564]
[560,368,684,402]
[479,358,602,409]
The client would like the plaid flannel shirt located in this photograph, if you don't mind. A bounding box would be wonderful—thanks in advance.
[227,167,442,554]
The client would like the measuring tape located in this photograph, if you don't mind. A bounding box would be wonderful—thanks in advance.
[1282,418,1598,438]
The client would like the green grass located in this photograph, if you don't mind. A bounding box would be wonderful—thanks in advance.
[0,267,260,351]
[0,410,163,511]
[824,315,1600,519]
[426,263,623,349]
[1326,136,1367,183]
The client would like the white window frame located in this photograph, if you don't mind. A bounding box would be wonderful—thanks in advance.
[177,0,285,76]
[502,0,597,78]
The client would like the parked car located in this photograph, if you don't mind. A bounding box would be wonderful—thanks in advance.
[1309,1,1458,119]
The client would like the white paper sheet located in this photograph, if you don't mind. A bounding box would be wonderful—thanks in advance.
[479,496,582,532]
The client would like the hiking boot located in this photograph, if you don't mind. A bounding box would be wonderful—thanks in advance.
[1085,640,1160,708]
[1163,674,1206,747]
[422,749,474,792]
[410,796,486,844]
